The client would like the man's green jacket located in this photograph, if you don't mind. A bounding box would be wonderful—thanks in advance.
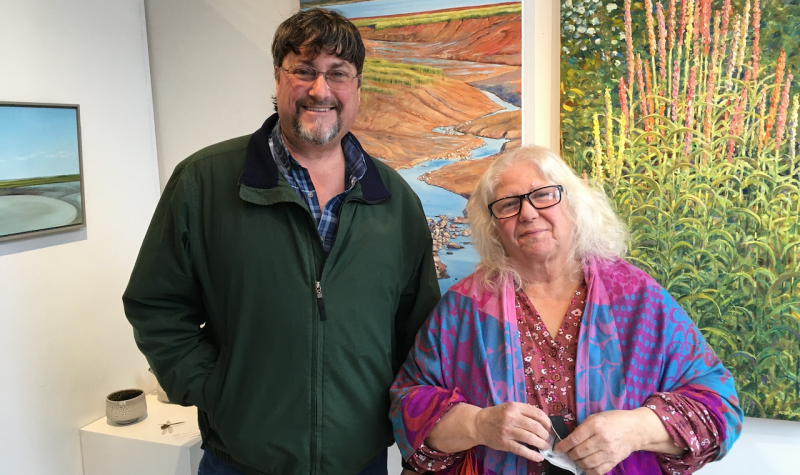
[123,114,441,474]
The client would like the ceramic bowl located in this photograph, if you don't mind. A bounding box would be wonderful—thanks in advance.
[106,389,147,425]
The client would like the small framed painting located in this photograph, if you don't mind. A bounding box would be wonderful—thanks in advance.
[0,102,86,242]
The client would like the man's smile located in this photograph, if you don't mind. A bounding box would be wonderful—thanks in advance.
[304,106,334,112]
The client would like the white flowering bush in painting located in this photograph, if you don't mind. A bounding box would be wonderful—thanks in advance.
[561,1,627,163]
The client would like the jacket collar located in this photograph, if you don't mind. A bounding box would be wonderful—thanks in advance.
[239,113,391,203]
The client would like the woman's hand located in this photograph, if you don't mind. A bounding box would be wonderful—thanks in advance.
[425,402,552,462]
[554,407,683,475]
[473,402,552,462]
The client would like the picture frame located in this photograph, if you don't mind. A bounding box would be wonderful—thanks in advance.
[0,101,86,242]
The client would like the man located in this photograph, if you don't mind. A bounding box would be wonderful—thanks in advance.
[123,8,439,475]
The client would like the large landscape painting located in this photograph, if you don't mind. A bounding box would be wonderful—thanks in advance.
[561,0,800,421]
[0,103,85,241]
[304,0,522,293]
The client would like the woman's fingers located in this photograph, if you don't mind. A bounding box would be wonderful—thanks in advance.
[514,408,551,442]
[510,425,550,451]
[518,403,553,432]
[553,414,592,454]
[554,410,643,474]
[573,447,619,475]
[566,440,618,475]
[474,402,552,456]
[506,438,545,463]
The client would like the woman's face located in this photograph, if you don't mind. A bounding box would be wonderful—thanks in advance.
[493,163,575,268]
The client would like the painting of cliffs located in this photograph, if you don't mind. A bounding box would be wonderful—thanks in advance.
[305,0,522,293]
[0,104,85,242]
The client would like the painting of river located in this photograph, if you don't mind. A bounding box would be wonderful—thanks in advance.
[0,103,85,242]
[304,0,522,293]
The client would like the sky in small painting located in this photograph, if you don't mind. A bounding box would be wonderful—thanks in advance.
[0,106,80,181]
[300,0,514,18]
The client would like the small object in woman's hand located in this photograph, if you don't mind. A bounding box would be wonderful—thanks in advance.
[160,420,184,434]
[539,431,585,475]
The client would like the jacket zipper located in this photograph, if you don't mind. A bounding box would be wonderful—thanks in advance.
[315,281,327,321]
[309,194,363,471]
[314,195,354,323]
[310,215,325,475]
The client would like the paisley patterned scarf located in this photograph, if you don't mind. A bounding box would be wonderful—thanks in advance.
[390,257,742,475]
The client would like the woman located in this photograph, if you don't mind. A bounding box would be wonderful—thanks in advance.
[390,146,742,475]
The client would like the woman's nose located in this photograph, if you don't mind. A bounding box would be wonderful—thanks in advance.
[518,198,540,220]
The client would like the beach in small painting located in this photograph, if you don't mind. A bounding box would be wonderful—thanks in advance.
[0,104,84,241]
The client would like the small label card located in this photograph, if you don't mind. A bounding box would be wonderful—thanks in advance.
[173,430,201,440]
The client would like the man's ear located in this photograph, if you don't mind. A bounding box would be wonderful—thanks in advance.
[274,66,281,82]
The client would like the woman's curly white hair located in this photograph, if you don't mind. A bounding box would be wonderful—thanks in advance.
[468,145,629,288]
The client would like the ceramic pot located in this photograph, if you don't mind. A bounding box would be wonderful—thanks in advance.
[106,389,147,425]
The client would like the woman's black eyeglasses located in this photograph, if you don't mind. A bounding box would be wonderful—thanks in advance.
[488,185,563,219]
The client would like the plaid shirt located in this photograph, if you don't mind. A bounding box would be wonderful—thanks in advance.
[268,121,367,253]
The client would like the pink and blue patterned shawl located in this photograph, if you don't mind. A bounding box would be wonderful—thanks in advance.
[389,257,742,475]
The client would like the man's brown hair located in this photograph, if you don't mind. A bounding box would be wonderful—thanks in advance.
[272,8,365,75]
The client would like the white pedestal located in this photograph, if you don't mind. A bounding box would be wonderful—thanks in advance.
[80,394,203,475]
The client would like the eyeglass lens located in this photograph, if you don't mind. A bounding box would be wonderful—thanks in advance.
[490,186,561,219]
[285,66,355,88]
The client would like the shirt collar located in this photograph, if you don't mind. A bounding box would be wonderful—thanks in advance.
[270,121,367,191]
[239,114,389,202]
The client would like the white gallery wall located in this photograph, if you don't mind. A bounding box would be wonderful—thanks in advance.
[0,0,161,474]
[144,0,299,188]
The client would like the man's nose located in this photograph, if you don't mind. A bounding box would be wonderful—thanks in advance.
[308,72,332,97]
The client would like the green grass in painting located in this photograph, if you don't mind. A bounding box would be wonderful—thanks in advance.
[362,58,443,89]
[361,85,394,96]
[563,0,800,421]
[351,3,521,30]
[0,174,81,189]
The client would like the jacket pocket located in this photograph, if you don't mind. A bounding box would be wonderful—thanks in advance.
[202,346,230,423]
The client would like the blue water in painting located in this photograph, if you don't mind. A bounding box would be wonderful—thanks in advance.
[397,161,480,294]
[396,90,516,293]
[308,0,516,19]
[482,89,520,115]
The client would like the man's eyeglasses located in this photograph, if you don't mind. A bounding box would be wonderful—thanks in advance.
[280,65,359,90]
[488,185,563,219]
